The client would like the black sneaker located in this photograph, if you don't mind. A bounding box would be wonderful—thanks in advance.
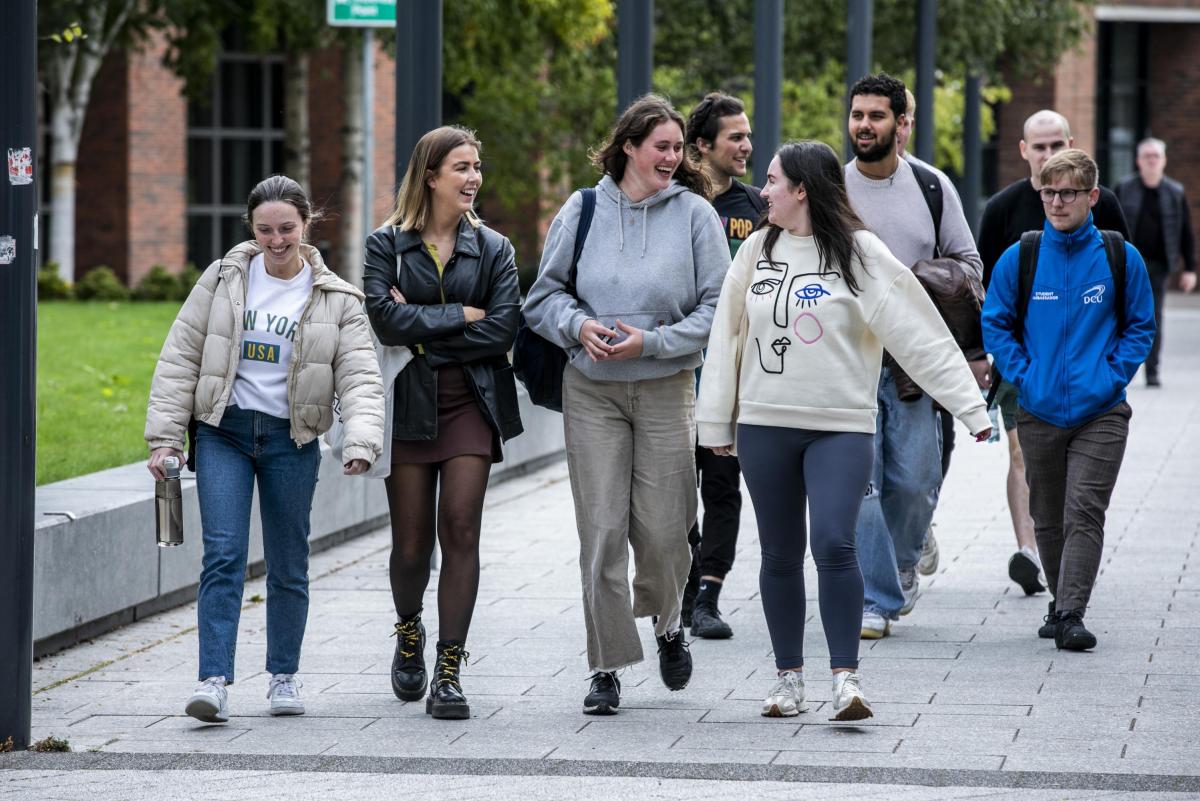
[657,628,692,691]
[1037,601,1057,639]
[1146,372,1161,388]
[1055,610,1097,651]
[690,602,733,639]
[390,616,426,701]
[1008,549,1045,595]
[681,544,701,628]
[583,671,620,715]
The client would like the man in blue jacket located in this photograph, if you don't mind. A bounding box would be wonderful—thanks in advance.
[982,149,1155,652]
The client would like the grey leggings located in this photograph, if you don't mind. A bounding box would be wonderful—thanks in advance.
[737,424,874,671]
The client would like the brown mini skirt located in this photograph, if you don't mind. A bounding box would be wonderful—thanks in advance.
[391,365,498,464]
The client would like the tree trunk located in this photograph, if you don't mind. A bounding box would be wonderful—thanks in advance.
[338,34,365,287]
[283,52,311,188]
[49,109,79,284]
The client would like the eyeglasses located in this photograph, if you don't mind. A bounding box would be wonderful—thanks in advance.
[1039,187,1086,204]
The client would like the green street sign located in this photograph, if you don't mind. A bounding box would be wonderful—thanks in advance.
[327,0,396,27]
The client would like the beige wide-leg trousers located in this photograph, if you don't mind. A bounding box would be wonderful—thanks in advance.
[563,364,698,672]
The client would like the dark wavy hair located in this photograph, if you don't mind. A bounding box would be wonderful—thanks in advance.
[590,94,711,197]
[849,72,908,121]
[759,141,866,295]
[684,92,746,149]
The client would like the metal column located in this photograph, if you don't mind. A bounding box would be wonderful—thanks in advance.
[845,0,874,160]
[363,27,375,237]
[753,0,783,188]
[0,0,38,753]
[915,0,936,164]
[395,0,442,188]
[617,0,653,114]
[963,71,983,236]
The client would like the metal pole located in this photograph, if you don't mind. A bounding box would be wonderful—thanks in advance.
[363,28,375,236]
[617,0,653,115]
[845,0,874,160]
[963,71,983,236]
[395,0,442,188]
[0,0,38,753]
[753,0,783,188]
[915,0,936,164]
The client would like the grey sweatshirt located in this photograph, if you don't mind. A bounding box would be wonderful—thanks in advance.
[523,175,730,382]
[844,157,983,278]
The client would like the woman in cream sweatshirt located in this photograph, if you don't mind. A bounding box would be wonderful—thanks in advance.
[697,141,992,722]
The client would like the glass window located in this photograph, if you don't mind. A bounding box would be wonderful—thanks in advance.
[187,214,215,266]
[187,139,213,204]
[220,139,265,205]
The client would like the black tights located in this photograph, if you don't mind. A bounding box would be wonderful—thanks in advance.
[384,455,491,642]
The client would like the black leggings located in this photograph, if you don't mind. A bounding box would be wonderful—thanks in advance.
[737,424,873,671]
[384,455,491,643]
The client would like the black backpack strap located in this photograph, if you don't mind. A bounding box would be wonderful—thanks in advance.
[1100,229,1126,335]
[568,188,596,291]
[908,160,944,258]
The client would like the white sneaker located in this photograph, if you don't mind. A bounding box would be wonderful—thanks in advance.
[830,671,873,721]
[918,526,939,575]
[185,676,229,723]
[860,611,891,640]
[761,670,809,717]
[899,567,920,616]
[268,674,305,716]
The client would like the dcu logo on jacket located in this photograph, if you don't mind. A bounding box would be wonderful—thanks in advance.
[1082,284,1105,305]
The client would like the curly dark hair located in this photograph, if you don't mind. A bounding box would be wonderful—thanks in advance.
[848,73,908,120]
[590,94,711,197]
[684,92,746,149]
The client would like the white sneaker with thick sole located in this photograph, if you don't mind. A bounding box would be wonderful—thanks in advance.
[268,674,305,716]
[899,567,920,616]
[185,676,229,723]
[918,526,939,575]
[761,670,809,717]
[860,611,891,640]
[831,671,874,721]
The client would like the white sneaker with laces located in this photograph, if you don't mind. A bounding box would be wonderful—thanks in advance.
[761,670,809,717]
[860,611,891,640]
[185,676,229,723]
[899,567,920,616]
[831,671,873,721]
[918,526,939,575]
[268,674,305,716]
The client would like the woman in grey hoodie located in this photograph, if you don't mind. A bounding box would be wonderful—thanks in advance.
[523,95,731,715]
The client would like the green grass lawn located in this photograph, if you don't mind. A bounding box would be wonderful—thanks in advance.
[37,301,181,485]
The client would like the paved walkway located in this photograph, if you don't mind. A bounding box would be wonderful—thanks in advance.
[5,298,1200,799]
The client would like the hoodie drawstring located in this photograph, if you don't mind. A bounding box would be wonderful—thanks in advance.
[617,192,625,254]
[641,205,648,257]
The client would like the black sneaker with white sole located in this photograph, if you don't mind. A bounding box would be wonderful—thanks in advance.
[583,671,620,715]
[1008,549,1045,595]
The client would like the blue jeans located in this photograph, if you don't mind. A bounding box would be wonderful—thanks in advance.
[195,405,320,682]
[855,369,943,619]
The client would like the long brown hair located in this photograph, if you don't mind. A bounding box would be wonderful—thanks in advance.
[590,94,711,198]
[385,125,482,231]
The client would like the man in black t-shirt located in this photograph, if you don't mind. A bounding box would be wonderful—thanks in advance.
[1115,137,1197,387]
[682,92,766,640]
[977,109,1129,601]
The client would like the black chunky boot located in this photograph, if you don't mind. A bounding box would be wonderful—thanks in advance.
[426,640,470,720]
[390,613,426,701]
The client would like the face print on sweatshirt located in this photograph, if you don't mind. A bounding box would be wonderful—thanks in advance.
[749,256,841,375]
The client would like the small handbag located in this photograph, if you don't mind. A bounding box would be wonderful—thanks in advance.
[513,188,596,412]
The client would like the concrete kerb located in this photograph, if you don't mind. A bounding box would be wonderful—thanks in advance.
[3,751,1200,792]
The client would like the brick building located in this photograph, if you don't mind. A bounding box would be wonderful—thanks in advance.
[994,2,1200,245]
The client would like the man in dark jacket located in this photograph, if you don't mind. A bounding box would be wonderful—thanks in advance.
[1115,137,1197,387]
[977,110,1129,599]
[982,149,1154,653]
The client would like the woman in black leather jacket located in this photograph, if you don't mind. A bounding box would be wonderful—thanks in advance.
[363,125,522,720]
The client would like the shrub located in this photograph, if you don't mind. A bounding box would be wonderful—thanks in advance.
[37,261,73,300]
[132,265,179,301]
[177,263,203,299]
[74,266,129,301]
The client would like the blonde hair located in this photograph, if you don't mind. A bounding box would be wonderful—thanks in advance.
[385,125,482,231]
[1039,148,1098,190]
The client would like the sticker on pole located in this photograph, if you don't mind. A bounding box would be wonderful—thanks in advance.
[0,236,15,265]
[8,148,33,186]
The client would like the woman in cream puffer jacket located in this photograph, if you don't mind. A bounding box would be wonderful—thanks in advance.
[145,175,383,724]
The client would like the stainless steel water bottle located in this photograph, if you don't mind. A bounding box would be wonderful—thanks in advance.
[155,456,184,547]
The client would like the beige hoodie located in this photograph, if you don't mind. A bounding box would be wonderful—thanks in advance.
[145,241,385,465]
[697,228,990,450]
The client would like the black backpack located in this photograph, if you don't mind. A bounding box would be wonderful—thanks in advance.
[908,159,944,257]
[984,229,1126,407]
[513,188,596,412]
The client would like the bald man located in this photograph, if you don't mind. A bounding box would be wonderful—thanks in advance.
[977,110,1129,602]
